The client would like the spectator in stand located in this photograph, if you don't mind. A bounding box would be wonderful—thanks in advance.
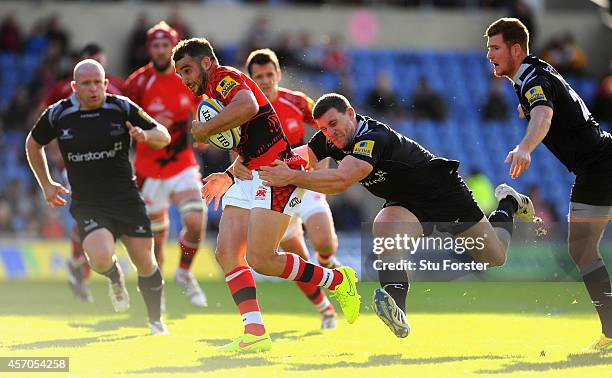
[509,0,537,47]
[409,77,448,121]
[541,32,587,77]
[365,71,402,120]
[125,13,150,74]
[592,66,612,127]
[2,86,30,132]
[45,14,69,56]
[0,14,23,53]
[481,78,510,121]
[297,31,324,72]
[274,31,298,68]
[0,199,15,234]
[168,8,192,41]
[322,34,348,74]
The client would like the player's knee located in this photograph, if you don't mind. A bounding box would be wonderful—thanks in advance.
[182,214,203,241]
[86,249,115,272]
[215,246,237,269]
[311,233,338,256]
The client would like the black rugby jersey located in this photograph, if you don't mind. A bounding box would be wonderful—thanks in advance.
[513,56,612,173]
[31,93,157,205]
[308,114,459,203]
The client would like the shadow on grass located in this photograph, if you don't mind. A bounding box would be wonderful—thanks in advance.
[287,353,522,371]
[127,354,272,374]
[197,329,324,347]
[475,351,612,374]
[9,334,141,350]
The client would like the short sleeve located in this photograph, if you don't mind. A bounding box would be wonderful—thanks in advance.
[30,107,56,145]
[209,69,251,105]
[349,130,389,167]
[126,98,157,130]
[522,76,554,111]
[308,131,330,161]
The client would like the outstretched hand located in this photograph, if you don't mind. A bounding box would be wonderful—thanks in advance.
[505,145,531,179]
[43,181,70,208]
[201,172,233,211]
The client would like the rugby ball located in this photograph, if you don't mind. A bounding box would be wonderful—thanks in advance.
[196,98,241,150]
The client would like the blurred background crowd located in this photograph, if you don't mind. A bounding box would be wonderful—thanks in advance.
[0,0,611,239]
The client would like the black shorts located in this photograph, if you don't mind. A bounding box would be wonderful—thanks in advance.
[383,171,484,236]
[571,158,612,206]
[70,199,152,241]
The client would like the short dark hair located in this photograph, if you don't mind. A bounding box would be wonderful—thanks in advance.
[485,17,529,53]
[80,43,103,59]
[313,93,351,119]
[245,48,280,76]
[172,38,218,64]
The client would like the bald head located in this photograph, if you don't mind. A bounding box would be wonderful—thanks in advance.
[71,58,108,110]
[73,59,106,81]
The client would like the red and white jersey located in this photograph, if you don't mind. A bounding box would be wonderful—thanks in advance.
[272,87,315,147]
[41,74,124,106]
[123,63,198,179]
[205,65,294,170]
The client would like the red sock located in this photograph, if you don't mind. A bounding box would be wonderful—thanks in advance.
[280,253,343,290]
[225,266,266,336]
[178,232,199,270]
[295,282,335,315]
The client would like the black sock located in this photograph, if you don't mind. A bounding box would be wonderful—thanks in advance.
[101,260,121,284]
[488,198,517,235]
[138,268,163,323]
[582,260,612,337]
[378,267,409,313]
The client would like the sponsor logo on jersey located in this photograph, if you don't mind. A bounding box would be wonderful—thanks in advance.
[353,140,375,158]
[80,112,100,118]
[67,141,123,162]
[289,197,301,208]
[362,170,387,187]
[216,76,238,99]
[110,122,125,136]
[255,185,268,200]
[83,219,99,232]
[525,86,546,106]
[59,128,73,140]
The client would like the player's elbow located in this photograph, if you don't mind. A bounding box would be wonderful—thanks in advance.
[244,99,259,119]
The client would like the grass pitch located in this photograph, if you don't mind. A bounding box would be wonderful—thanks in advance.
[0,280,610,378]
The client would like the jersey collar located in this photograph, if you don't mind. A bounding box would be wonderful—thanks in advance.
[511,55,538,86]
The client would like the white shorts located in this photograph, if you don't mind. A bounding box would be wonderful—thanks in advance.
[222,171,303,217]
[140,166,202,214]
[282,190,331,242]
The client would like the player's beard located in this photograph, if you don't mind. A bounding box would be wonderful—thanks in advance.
[153,59,171,73]
[194,71,208,97]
